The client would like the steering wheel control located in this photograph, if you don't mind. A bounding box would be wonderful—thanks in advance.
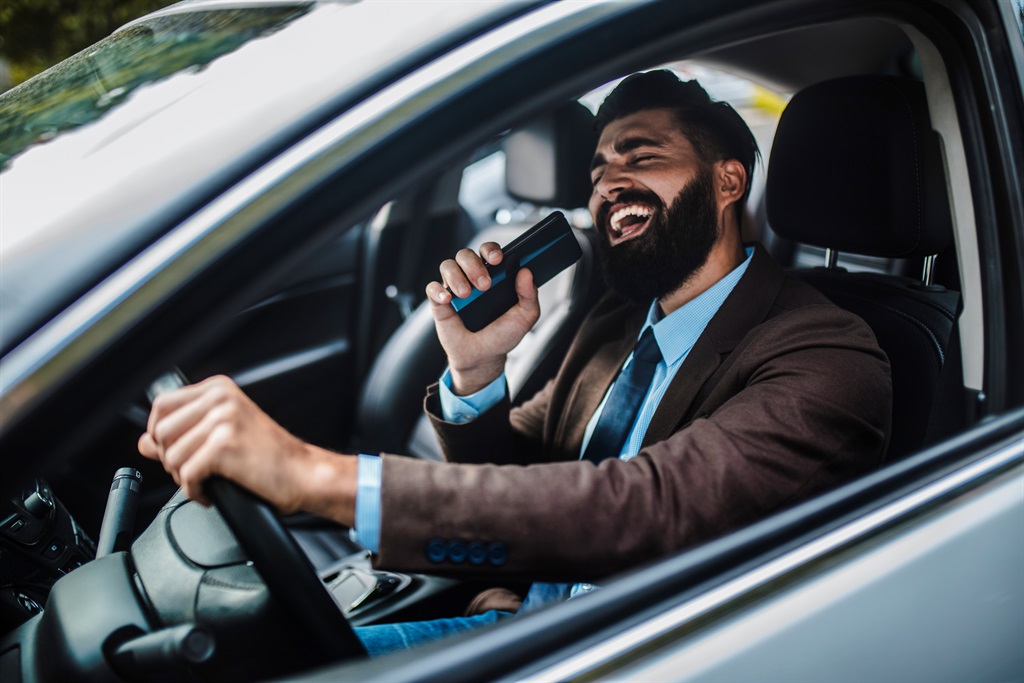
[112,624,216,679]
[95,468,143,558]
[0,480,95,631]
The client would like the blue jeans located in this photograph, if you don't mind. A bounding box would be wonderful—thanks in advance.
[355,609,512,656]
[355,582,572,657]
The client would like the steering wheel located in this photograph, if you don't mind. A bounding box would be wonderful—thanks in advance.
[203,477,366,661]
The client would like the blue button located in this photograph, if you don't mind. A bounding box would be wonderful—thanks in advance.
[487,542,507,566]
[43,541,64,560]
[468,542,487,565]
[427,538,447,563]
[448,539,468,563]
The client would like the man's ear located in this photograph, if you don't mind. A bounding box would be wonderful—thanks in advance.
[714,159,747,210]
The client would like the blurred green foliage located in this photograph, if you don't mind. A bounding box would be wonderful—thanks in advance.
[0,5,310,165]
[0,0,171,85]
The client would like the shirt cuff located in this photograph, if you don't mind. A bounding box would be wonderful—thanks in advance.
[438,368,507,423]
[353,453,383,554]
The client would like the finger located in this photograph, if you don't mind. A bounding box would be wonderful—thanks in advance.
[151,381,232,452]
[426,287,462,328]
[489,268,539,334]
[176,423,233,505]
[145,374,219,434]
[148,390,187,437]
[177,455,211,505]
[515,267,538,307]
[427,285,466,331]
[144,432,181,485]
[138,432,160,460]
[161,402,236,474]
[512,268,541,321]
[425,280,453,306]
[439,258,473,298]
[455,248,491,291]
[478,242,503,266]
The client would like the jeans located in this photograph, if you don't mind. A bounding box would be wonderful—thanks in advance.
[354,582,573,657]
[355,610,512,656]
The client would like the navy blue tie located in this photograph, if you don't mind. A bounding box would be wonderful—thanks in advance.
[582,326,663,464]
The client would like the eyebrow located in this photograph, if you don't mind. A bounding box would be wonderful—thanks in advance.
[590,135,669,171]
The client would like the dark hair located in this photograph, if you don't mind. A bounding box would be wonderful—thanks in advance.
[595,70,760,207]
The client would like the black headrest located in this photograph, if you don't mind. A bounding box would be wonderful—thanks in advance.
[767,76,952,258]
[504,101,597,208]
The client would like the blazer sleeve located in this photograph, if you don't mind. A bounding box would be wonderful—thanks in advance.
[373,307,891,581]
[423,377,554,466]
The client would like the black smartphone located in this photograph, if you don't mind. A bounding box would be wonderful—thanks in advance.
[450,211,582,332]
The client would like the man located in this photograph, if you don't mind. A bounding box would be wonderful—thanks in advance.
[140,71,891,654]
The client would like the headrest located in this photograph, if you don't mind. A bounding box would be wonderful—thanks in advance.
[767,76,952,258]
[385,157,467,224]
[504,101,597,208]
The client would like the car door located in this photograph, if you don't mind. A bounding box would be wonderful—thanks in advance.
[183,225,364,453]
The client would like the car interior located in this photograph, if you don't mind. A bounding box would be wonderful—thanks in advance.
[2,2,1016,680]
[286,58,969,625]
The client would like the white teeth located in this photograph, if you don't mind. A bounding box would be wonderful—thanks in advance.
[609,204,652,234]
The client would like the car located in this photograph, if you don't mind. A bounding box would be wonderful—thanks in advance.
[1,0,1022,680]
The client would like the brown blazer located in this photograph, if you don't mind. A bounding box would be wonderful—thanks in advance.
[373,245,891,581]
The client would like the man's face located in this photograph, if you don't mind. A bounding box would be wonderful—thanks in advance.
[589,108,720,302]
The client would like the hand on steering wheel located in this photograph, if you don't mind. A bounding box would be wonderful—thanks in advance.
[141,371,365,661]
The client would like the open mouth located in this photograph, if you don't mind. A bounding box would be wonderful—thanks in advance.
[607,203,654,246]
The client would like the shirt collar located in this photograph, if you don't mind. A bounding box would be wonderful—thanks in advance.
[640,246,755,366]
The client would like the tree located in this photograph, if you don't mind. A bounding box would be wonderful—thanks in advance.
[0,0,169,87]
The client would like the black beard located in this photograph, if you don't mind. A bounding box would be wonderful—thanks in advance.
[596,169,719,304]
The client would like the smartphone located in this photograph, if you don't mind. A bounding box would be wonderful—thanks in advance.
[450,211,582,332]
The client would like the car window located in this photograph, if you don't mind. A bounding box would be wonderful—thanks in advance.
[0,4,313,167]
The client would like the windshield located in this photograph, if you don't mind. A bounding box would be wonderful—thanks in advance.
[0,4,313,168]
[0,0,524,358]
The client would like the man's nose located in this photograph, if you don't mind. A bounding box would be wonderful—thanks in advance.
[594,162,634,201]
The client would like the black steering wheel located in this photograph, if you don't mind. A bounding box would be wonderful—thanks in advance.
[204,477,366,661]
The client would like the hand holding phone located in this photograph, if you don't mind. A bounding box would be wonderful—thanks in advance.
[449,211,582,332]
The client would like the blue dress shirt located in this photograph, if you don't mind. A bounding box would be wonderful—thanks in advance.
[355,248,754,555]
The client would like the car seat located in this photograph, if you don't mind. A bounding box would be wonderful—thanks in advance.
[766,75,964,460]
[353,101,604,459]
[355,160,476,378]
